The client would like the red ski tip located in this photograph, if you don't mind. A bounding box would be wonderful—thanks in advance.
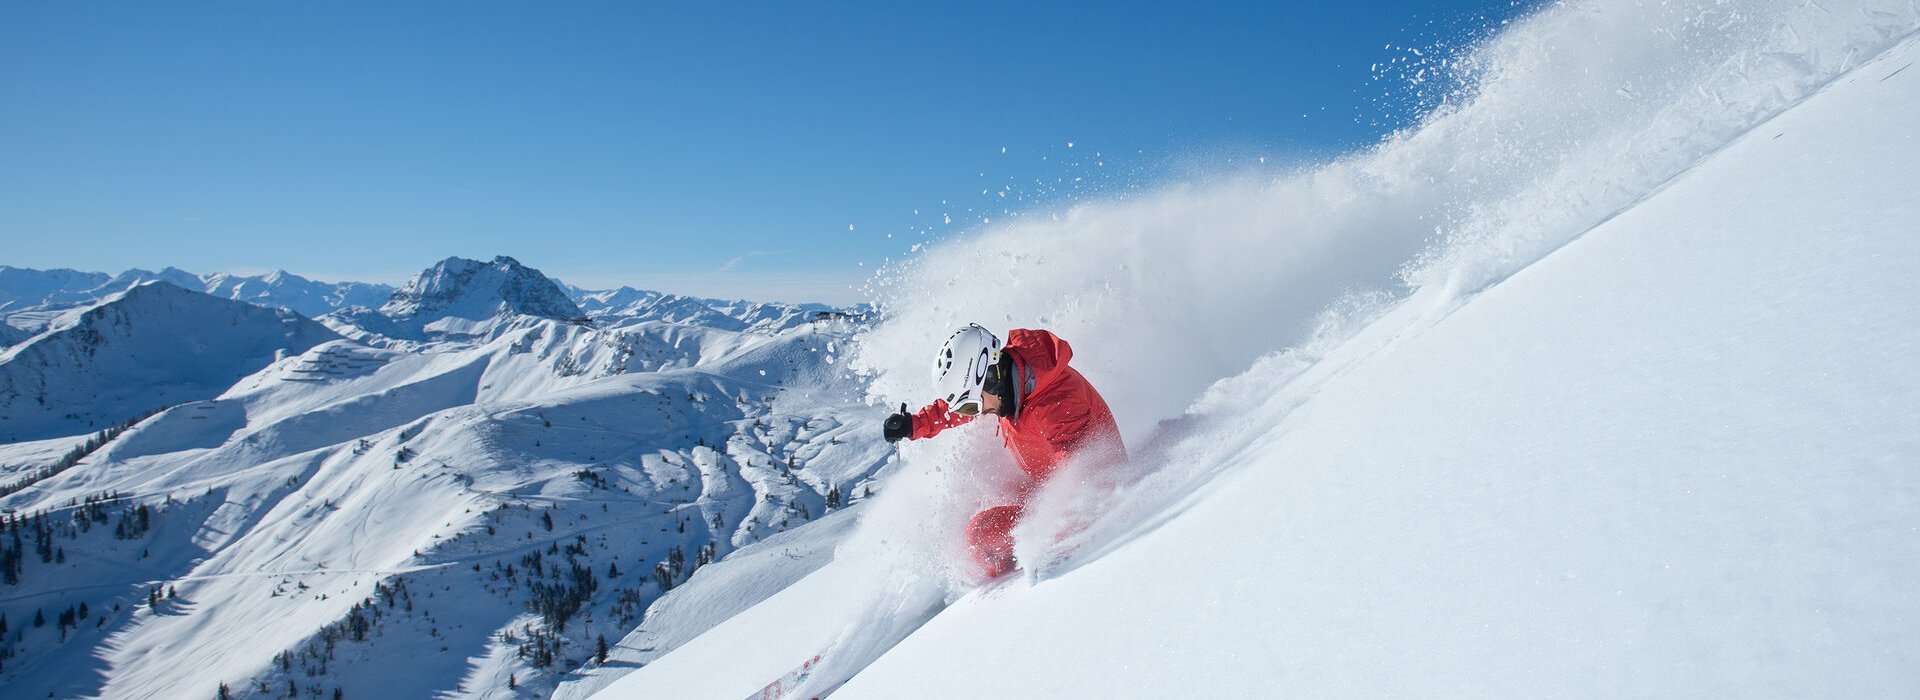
[748,654,823,700]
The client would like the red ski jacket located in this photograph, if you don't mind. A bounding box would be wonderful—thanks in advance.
[908,329,1125,482]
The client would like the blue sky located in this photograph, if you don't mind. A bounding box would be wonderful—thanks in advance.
[0,1,1532,304]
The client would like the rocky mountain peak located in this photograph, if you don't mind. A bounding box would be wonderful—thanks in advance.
[380,256,582,321]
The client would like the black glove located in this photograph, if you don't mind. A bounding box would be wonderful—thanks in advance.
[882,403,913,443]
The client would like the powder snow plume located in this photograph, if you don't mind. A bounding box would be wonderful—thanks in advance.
[851,0,1919,439]
[837,0,1919,591]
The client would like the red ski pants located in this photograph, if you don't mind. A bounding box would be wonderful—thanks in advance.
[967,504,1022,578]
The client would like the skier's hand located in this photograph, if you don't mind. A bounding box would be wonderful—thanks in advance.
[882,403,913,443]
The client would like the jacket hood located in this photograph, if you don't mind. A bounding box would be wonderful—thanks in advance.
[1005,328,1076,399]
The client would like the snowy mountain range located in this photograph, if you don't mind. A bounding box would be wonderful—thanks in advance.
[0,265,395,321]
[2,259,846,350]
[572,287,808,332]
[0,255,887,698]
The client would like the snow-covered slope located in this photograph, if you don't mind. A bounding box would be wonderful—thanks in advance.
[0,282,341,444]
[593,1,1920,698]
[0,323,26,349]
[553,505,864,700]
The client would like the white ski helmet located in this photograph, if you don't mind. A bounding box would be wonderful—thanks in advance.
[932,324,1002,415]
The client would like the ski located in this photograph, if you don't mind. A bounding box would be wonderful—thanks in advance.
[747,654,822,700]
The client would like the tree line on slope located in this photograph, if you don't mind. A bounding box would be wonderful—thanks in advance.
[0,491,178,676]
[0,406,167,499]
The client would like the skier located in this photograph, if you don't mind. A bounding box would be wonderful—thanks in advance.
[882,324,1125,578]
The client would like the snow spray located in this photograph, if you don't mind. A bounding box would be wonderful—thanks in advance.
[849,0,1920,582]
